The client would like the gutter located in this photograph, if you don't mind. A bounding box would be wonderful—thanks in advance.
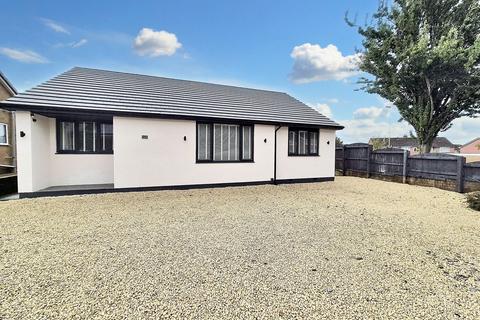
[273,125,282,184]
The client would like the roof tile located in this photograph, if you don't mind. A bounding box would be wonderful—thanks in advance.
[1,67,343,128]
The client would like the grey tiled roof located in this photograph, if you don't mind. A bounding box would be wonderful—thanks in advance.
[369,137,455,148]
[1,67,343,128]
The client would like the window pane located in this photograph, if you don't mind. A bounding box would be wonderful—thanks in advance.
[0,124,6,144]
[197,124,211,160]
[213,124,222,161]
[221,125,229,160]
[242,126,252,160]
[288,131,296,154]
[78,121,96,152]
[101,123,113,152]
[298,131,308,155]
[59,121,75,150]
[309,131,318,154]
[229,125,239,161]
[213,124,240,161]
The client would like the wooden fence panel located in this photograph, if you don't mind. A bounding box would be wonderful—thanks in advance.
[407,155,458,181]
[335,147,344,171]
[465,163,480,183]
[344,144,369,172]
[370,149,404,176]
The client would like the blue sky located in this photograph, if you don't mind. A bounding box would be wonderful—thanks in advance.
[1,0,478,144]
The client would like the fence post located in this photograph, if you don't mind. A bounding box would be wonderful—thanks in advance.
[342,145,347,176]
[402,150,409,184]
[366,145,372,178]
[456,156,466,193]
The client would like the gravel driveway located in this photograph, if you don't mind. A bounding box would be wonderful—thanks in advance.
[1,177,480,319]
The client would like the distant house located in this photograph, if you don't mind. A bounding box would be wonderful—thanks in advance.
[460,138,480,154]
[369,137,457,154]
[0,67,344,197]
[0,71,17,174]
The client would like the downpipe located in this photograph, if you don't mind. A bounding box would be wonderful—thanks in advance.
[273,126,282,184]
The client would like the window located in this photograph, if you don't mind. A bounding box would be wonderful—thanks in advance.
[288,128,319,156]
[242,126,252,160]
[197,122,254,162]
[57,119,113,154]
[78,121,96,152]
[0,123,8,145]
[59,121,75,150]
[197,123,211,161]
[100,123,113,152]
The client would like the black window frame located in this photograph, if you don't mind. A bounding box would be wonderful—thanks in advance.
[288,127,319,156]
[196,121,255,163]
[56,118,114,154]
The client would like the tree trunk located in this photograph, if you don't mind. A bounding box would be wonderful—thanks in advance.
[419,142,433,154]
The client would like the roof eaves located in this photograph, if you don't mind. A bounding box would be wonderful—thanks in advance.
[0,101,345,130]
[0,71,17,95]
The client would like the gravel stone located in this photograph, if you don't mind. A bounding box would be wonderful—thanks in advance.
[1,176,479,319]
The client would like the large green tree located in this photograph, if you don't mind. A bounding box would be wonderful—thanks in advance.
[349,0,480,153]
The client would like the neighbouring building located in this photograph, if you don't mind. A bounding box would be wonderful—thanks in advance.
[0,67,343,198]
[460,138,480,154]
[369,137,457,154]
[0,71,17,174]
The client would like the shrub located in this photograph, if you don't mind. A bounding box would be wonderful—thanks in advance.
[466,192,480,211]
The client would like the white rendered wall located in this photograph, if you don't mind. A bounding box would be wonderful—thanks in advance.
[16,112,336,193]
[113,117,275,188]
[46,118,113,186]
[15,112,113,192]
[113,117,336,188]
[16,111,51,192]
[275,127,336,180]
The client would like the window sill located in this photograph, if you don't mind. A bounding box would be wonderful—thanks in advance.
[0,143,9,146]
[196,160,255,164]
[56,151,114,155]
[287,154,320,157]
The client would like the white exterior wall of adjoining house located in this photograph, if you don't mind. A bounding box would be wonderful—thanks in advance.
[15,111,114,192]
[113,117,336,188]
[433,147,455,153]
[276,126,336,179]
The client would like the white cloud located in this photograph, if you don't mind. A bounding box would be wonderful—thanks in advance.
[133,28,182,57]
[0,48,48,63]
[353,106,390,119]
[71,39,88,48]
[309,103,333,118]
[54,39,88,49]
[336,105,410,143]
[338,118,412,144]
[41,18,70,34]
[338,104,480,145]
[327,98,339,104]
[290,43,361,83]
[439,116,480,145]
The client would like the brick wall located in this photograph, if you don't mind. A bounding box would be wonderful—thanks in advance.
[0,84,15,172]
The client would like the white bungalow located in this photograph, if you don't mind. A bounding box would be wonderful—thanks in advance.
[1,67,343,197]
